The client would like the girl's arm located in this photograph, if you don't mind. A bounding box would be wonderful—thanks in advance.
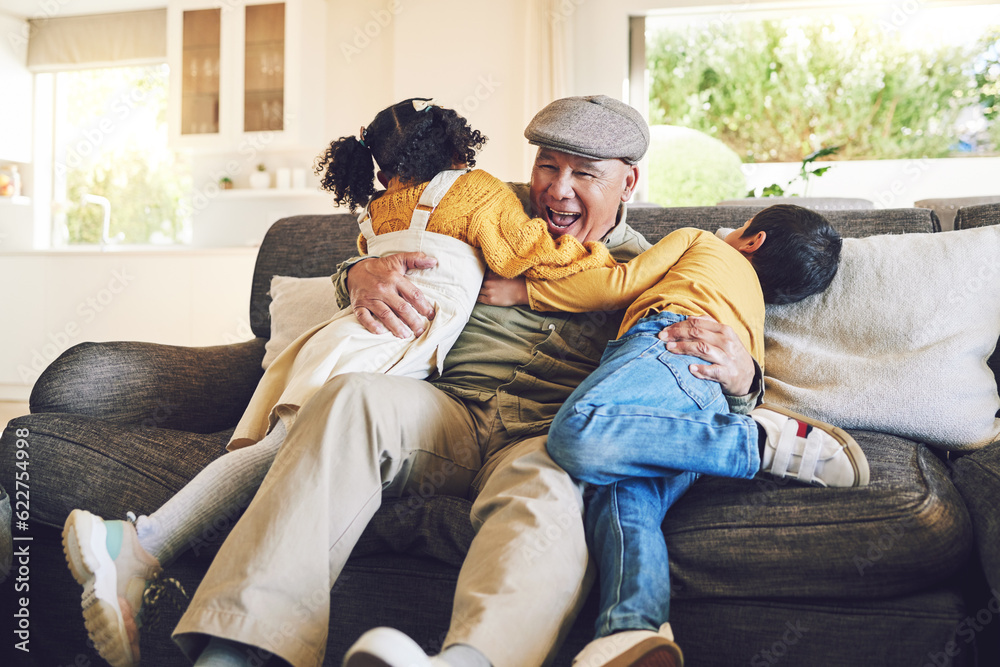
[468,180,616,281]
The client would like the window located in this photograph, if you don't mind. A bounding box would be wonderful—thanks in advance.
[48,64,191,246]
[646,4,1000,161]
[637,2,1000,205]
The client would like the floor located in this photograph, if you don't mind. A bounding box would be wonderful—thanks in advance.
[1,401,30,432]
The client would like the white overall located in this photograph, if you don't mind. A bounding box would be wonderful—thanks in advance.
[229,169,487,448]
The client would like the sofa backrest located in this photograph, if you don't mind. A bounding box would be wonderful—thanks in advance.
[955,202,1000,231]
[250,205,940,339]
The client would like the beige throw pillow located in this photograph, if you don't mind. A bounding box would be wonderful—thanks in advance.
[763,225,1000,451]
[263,275,344,369]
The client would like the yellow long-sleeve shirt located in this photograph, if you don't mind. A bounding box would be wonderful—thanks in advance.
[526,227,765,367]
[361,169,615,281]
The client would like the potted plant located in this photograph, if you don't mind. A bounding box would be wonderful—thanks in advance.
[219,176,233,190]
[250,164,270,189]
[747,146,841,198]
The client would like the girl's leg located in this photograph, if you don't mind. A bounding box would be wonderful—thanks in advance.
[587,472,698,637]
[135,420,287,565]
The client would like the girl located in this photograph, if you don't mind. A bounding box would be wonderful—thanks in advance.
[61,97,616,667]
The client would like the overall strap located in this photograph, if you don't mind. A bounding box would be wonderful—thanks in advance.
[357,197,378,245]
[408,169,469,232]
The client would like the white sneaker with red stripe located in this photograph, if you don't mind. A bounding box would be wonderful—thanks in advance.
[751,405,869,488]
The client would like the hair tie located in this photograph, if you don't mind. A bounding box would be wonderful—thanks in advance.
[412,99,436,112]
[358,126,368,147]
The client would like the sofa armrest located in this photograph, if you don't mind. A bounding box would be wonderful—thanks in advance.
[951,441,1000,593]
[29,338,266,434]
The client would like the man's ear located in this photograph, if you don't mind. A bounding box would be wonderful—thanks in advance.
[376,170,390,188]
[620,164,640,202]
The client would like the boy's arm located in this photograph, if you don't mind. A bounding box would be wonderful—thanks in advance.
[525,229,693,312]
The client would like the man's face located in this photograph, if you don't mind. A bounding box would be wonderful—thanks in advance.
[529,148,639,244]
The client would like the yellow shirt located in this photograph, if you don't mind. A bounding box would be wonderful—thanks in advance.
[526,227,765,366]
[362,169,616,281]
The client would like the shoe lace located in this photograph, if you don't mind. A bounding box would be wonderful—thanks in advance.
[139,572,190,632]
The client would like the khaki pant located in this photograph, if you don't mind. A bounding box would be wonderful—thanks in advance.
[173,372,593,667]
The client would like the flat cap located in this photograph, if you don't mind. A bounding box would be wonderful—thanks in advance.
[524,95,650,164]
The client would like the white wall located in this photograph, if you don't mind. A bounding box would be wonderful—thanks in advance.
[0,248,257,401]
[744,157,1000,209]
[322,0,535,184]
[0,12,32,164]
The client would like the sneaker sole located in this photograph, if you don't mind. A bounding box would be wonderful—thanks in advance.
[757,404,870,487]
[62,510,139,667]
[343,627,431,667]
[602,637,684,667]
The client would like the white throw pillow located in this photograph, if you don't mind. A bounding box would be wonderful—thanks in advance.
[263,275,344,369]
[763,225,1000,451]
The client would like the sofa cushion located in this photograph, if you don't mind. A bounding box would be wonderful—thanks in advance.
[251,215,361,338]
[764,224,1000,451]
[263,275,343,369]
[666,431,972,599]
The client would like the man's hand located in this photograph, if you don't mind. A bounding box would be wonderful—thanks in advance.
[658,316,754,396]
[347,252,438,337]
[478,272,529,307]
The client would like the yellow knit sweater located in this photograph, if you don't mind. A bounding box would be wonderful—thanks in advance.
[361,169,615,280]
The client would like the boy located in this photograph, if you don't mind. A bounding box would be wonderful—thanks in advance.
[532,204,868,667]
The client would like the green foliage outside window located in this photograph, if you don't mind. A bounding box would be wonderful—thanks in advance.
[648,16,1000,164]
[59,65,191,245]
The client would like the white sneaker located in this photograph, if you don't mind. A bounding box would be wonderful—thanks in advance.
[62,509,164,667]
[752,404,870,487]
[342,627,448,667]
[573,623,683,667]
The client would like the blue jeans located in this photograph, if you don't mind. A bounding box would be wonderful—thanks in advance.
[547,311,760,637]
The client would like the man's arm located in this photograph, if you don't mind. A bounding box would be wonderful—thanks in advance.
[333,253,439,337]
[657,316,762,410]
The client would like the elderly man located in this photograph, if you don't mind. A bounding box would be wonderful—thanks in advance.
[172,96,758,667]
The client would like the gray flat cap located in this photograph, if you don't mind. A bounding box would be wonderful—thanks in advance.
[524,95,650,164]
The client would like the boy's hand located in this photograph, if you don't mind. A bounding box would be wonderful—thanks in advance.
[658,316,754,396]
[478,272,529,306]
[347,252,438,337]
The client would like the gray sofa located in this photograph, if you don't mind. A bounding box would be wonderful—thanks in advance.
[3,203,1000,667]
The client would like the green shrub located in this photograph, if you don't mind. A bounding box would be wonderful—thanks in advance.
[648,16,998,162]
[646,125,747,206]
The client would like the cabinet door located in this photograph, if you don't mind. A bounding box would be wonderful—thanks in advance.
[180,8,222,136]
[168,1,231,149]
[243,3,285,133]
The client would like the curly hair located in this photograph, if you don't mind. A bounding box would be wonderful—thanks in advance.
[314,98,488,211]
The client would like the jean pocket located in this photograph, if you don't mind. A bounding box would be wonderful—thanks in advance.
[656,349,725,410]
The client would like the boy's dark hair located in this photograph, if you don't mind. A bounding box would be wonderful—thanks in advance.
[314,97,488,211]
[741,204,842,305]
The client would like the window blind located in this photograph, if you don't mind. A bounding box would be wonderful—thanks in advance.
[27,9,166,71]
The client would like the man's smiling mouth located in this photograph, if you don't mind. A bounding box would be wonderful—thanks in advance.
[547,207,581,229]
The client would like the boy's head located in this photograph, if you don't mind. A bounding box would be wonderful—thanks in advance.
[724,204,842,305]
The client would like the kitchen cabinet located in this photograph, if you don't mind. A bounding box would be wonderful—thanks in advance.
[167,0,326,152]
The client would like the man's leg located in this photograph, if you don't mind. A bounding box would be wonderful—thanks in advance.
[172,373,481,667]
[442,425,594,667]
